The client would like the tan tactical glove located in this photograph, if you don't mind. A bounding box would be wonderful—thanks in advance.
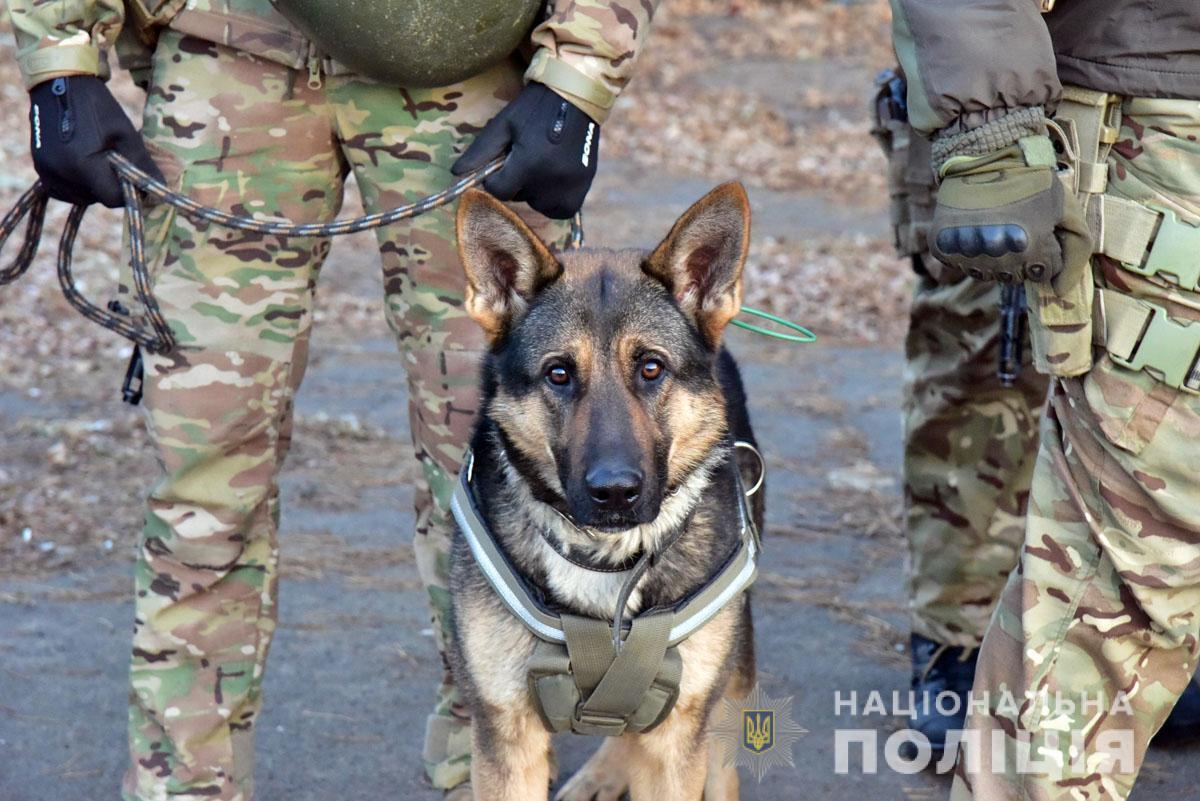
[929,109,1091,290]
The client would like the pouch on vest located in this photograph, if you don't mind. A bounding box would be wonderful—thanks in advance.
[1029,86,1120,377]
[1026,266,1094,377]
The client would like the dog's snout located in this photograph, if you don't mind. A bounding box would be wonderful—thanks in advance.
[585,464,644,511]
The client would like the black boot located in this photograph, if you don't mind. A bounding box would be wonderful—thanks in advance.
[907,633,978,756]
[1154,676,1200,746]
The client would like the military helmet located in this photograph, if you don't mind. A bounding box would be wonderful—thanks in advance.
[271,0,544,88]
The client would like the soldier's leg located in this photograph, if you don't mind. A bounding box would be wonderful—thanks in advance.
[951,98,1200,800]
[904,266,1047,649]
[902,257,1048,753]
[881,109,1048,652]
[950,373,1200,801]
[897,112,1048,750]
[326,59,567,790]
[122,32,345,801]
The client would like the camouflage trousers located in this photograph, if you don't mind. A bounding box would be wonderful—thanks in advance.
[951,99,1200,800]
[121,31,564,801]
[903,218,1049,649]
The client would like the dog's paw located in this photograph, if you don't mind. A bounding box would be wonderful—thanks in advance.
[554,740,629,801]
[554,770,627,801]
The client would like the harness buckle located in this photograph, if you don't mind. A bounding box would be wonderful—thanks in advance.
[1108,298,1200,394]
[572,709,629,737]
[1122,205,1200,292]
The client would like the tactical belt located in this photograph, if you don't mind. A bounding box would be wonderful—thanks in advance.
[1055,85,1200,394]
[1093,288,1200,393]
[449,449,761,736]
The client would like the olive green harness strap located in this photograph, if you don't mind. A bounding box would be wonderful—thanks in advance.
[529,613,682,736]
[568,612,679,735]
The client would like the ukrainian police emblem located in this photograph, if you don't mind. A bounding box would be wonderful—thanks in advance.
[744,709,774,753]
[714,683,806,781]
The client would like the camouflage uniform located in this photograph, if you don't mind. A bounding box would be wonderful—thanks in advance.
[6,2,659,799]
[874,91,1049,650]
[952,97,1200,801]
[890,0,1200,797]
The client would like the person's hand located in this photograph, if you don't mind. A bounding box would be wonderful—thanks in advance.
[452,82,599,220]
[930,131,1091,290]
[28,75,163,208]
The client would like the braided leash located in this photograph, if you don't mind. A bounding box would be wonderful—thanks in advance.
[0,153,583,354]
[0,184,48,285]
[2,154,812,354]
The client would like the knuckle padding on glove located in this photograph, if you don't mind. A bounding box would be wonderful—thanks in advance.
[935,224,1029,258]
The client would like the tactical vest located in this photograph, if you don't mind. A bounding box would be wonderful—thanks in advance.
[125,0,543,87]
[449,450,761,736]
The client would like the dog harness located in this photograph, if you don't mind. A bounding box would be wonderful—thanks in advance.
[450,447,762,737]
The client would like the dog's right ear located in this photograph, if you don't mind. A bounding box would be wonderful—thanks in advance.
[456,189,563,342]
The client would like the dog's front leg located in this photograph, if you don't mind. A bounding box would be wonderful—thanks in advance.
[470,706,553,801]
[625,708,710,801]
[554,737,633,801]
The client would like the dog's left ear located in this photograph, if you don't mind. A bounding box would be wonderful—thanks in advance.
[457,188,563,342]
[644,182,750,347]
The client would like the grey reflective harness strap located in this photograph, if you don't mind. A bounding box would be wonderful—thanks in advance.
[450,448,759,735]
[449,450,760,648]
[451,459,569,643]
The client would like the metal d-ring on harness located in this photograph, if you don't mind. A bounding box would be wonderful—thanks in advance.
[450,443,762,737]
[0,152,584,360]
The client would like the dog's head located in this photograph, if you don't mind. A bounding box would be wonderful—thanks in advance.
[457,183,750,532]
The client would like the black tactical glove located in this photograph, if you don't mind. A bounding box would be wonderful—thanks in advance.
[452,82,599,220]
[29,75,162,208]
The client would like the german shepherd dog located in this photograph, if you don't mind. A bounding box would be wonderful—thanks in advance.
[448,183,762,801]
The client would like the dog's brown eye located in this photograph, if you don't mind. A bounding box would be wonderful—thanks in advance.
[641,359,664,381]
[546,365,571,386]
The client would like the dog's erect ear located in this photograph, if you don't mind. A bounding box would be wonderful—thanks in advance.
[644,182,750,347]
[457,189,563,341]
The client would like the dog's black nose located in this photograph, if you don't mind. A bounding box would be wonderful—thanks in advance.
[585,465,643,511]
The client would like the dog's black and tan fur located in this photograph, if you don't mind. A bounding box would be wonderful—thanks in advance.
[449,184,762,801]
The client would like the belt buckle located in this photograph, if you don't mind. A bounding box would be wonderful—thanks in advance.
[1122,205,1200,292]
[1110,300,1200,394]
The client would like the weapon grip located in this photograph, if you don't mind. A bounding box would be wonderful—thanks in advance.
[998,284,1027,387]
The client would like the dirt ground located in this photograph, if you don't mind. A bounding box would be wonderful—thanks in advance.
[1,2,1197,800]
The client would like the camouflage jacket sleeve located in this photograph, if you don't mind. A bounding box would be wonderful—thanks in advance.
[6,0,125,88]
[526,0,659,124]
[890,0,1061,136]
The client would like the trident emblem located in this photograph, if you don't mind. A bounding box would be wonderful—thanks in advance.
[743,710,774,754]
